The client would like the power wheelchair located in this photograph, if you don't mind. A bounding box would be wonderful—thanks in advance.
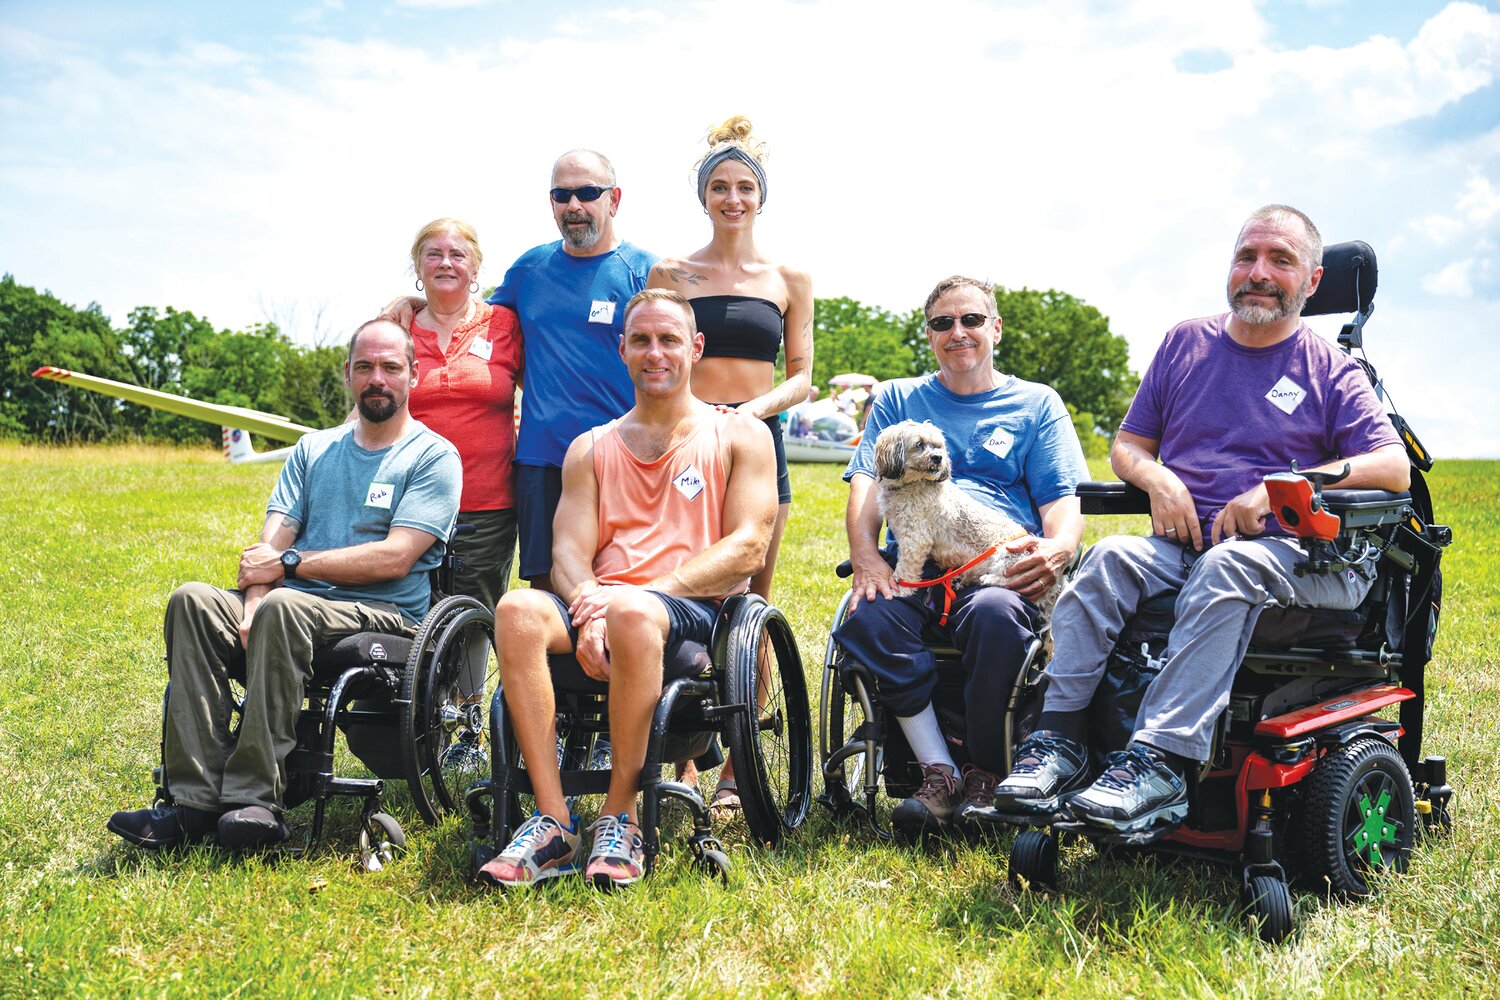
[148,530,495,870]
[464,593,814,882]
[997,240,1455,942]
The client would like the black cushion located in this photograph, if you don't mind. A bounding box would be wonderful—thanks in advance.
[1303,240,1378,316]
[310,632,413,671]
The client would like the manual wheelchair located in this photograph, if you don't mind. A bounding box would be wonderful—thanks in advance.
[818,568,1051,840]
[1001,241,1455,942]
[464,593,814,882]
[147,532,496,870]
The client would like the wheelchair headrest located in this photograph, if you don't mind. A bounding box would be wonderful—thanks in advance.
[1302,240,1377,317]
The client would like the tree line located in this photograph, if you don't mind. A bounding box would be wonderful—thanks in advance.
[1,274,1136,453]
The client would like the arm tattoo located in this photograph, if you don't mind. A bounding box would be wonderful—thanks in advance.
[665,266,708,286]
[789,355,807,365]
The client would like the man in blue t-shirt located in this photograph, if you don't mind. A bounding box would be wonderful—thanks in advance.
[488,149,657,591]
[108,320,461,852]
[993,205,1410,845]
[835,275,1089,841]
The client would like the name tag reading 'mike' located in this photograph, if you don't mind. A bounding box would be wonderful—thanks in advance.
[366,482,394,509]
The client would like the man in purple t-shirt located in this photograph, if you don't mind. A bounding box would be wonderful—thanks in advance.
[992,205,1410,843]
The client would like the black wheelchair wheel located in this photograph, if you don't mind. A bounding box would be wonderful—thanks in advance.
[1243,874,1294,944]
[399,595,496,825]
[1009,828,1058,890]
[818,590,872,817]
[722,597,813,847]
[1300,736,1415,899]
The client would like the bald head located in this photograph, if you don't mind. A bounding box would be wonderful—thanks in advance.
[348,317,414,367]
[552,148,616,186]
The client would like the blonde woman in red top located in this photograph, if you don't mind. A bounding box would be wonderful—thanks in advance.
[405,217,524,610]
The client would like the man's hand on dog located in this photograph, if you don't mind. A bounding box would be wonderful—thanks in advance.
[1003,535,1071,601]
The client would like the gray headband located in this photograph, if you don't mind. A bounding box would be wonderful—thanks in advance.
[696,145,768,208]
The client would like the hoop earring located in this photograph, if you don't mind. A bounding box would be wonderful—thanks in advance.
[469,281,479,294]
[415,279,425,292]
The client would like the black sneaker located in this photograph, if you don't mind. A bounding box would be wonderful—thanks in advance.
[107,805,220,849]
[891,762,962,840]
[217,805,291,850]
[992,731,1090,815]
[1068,742,1188,844]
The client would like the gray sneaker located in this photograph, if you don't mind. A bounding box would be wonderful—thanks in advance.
[1068,742,1188,844]
[892,762,962,839]
[993,731,1090,814]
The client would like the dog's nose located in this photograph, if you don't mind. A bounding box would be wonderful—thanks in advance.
[928,455,942,468]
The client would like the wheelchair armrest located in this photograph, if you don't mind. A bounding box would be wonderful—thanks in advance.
[1077,481,1151,516]
[1319,489,1412,528]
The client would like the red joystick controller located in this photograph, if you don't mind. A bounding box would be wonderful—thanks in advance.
[1263,462,1349,542]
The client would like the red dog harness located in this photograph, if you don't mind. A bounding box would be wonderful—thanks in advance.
[895,545,999,626]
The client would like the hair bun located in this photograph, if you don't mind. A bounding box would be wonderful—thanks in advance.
[707,114,755,148]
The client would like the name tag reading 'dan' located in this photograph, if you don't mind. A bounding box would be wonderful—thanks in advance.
[366,482,394,509]
[588,300,616,324]
[983,427,1015,460]
[468,338,493,361]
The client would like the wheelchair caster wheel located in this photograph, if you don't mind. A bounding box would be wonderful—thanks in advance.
[357,812,405,872]
[695,847,733,885]
[1009,829,1058,890]
[1243,874,1293,944]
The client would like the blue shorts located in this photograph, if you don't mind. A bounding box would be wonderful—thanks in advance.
[515,464,564,581]
[543,590,720,692]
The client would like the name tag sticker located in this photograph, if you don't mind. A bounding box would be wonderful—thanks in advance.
[588,300,616,324]
[468,337,493,361]
[672,464,705,502]
[1265,376,1308,415]
[366,482,394,509]
[983,427,1015,460]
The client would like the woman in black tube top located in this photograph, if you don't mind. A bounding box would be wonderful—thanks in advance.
[646,115,813,811]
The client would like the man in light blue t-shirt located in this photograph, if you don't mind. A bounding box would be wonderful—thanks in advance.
[835,275,1088,842]
[488,149,657,591]
[108,319,461,853]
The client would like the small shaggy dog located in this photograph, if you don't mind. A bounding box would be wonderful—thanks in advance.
[874,419,1063,617]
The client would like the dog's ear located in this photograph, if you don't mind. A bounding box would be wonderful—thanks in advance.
[874,432,906,481]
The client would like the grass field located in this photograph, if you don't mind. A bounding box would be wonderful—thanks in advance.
[1,442,1497,997]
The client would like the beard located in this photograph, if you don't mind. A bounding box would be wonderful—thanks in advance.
[357,389,399,423]
[1229,276,1312,325]
[558,211,601,250]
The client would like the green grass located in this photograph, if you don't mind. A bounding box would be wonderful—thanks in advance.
[2,442,1497,997]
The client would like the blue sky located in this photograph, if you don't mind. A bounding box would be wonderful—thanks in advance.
[2,0,1496,455]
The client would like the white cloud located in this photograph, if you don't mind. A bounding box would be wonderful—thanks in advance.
[604,8,664,23]
[1,0,1496,455]
[1421,259,1475,297]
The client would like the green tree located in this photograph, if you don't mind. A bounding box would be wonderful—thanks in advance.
[810,297,924,388]
[0,274,133,440]
[991,287,1137,436]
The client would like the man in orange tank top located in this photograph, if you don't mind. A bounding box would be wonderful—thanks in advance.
[478,289,777,890]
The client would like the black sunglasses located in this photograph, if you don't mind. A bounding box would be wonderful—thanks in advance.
[549,185,614,204]
[926,312,990,332]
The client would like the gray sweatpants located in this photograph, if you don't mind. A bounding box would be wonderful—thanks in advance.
[1043,534,1377,761]
[162,583,411,813]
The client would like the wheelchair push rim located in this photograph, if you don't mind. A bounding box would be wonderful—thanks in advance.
[721,596,814,846]
[399,595,497,825]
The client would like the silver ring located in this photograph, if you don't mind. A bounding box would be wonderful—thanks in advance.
[1165,527,1178,534]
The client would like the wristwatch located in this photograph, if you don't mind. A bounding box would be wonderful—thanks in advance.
[280,548,302,580]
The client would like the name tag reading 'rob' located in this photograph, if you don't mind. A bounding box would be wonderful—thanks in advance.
[588,300,616,324]
[366,482,394,509]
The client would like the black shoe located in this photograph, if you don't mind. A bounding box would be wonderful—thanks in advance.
[107,805,220,849]
[217,805,290,850]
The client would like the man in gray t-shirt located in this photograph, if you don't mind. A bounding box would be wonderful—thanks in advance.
[994,205,1410,844]
[108,319,461,852]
